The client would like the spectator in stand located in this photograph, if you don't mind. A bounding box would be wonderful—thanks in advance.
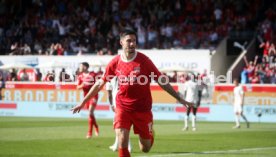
[250,71,260,84]
[36,69,42,81]
[8,69,17,81]
[240,67,249,84]
[147,26,158,49]
[243,56,258,81]
[260,19,273,42]
[43,71,55,82]
[55,43,64,56]
[214,7,223,24]
[137,26,146,49]
[10,42,19,55]
[256,64,266,84]
[22,43,31,55]
[268,43,276,68]
[271,68,276,84]
[48,43,56,55]
[268,43,276,56]
[179,74,187,83]
[0,72,5,100]
[59,68,72,82]
[271,58,276,69]
[261,56,269,69]
[264,66,272,83]
[33,40,43,55]
[19,69,29,81]
[259,41,271,60]
[76,44,88,56]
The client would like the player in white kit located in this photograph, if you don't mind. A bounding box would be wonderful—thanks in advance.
[233,78,250,129]
[106,77,132,152]
[179,74,198,131]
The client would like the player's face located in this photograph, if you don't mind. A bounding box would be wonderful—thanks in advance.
[120,35,136,54]
[234,80,239,86]
[79,64,87,73]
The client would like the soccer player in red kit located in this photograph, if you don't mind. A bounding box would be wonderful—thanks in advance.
[77,62,99,138]
[72,29,192,157]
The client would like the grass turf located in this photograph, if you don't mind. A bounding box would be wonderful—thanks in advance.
[0,117,275,157]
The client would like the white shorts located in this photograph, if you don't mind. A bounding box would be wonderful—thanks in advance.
[233,105,243,113]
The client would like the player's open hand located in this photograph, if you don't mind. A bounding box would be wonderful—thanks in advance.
[71,104,83,114]
[185,101,194,108]
[111,105,115,112]
[179,98,193,108]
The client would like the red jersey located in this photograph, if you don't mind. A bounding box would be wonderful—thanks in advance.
[247,66,255,79]
[263,43,270,56]
[102,52,162,112]
[77,72,98,96]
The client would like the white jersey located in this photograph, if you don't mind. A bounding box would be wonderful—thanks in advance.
[179,80,199,104]
[233,85,244,106]
[105,77,119,107]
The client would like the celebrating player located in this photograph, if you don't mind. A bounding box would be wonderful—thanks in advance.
[77,62,99,138]
[232,78,250,129]
[71,29,192,157]
[106,77,132,152]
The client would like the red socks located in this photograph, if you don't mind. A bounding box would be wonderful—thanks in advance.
[90,115,98,128]
[118,148,130,157]
[88,115,99,136]
[150,135,154,146]
[88,116,93,133]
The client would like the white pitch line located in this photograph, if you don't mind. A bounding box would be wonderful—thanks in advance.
[135,146,276,157]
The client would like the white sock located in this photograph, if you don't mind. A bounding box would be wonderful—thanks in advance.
[113,135,118,148]
[128,138,132,152]
[192,115,196,128]
[235,115,240,126]
[184,116,189,128]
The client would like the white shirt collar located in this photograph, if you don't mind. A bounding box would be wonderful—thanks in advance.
[120,51,137,63]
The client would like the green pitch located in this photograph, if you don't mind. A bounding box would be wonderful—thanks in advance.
[0,117,275,157]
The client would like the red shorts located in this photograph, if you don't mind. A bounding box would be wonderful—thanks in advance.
[85,97,98,109]
[114,109,153,139]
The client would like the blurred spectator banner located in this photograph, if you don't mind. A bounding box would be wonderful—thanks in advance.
[17,69,37,81]
[0,82,275,123]
[138,49,211,73]
[213,84,276,106]
[0,49,211,74]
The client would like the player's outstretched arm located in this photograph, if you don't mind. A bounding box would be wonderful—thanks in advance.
[71,80,106,114]
[157,77,193,108]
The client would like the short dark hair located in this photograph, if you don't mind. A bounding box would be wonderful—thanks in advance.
[233,78,239,83]
[120,28,137,40]
[81,62,89,69]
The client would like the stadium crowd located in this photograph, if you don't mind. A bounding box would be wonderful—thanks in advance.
[0,0,274,55]
[239,5,276,84]
[0,0,275,84]
[240,41,276,84]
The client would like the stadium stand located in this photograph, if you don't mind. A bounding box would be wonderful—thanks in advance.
[0,0,275,84]
[0,0,274,56]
